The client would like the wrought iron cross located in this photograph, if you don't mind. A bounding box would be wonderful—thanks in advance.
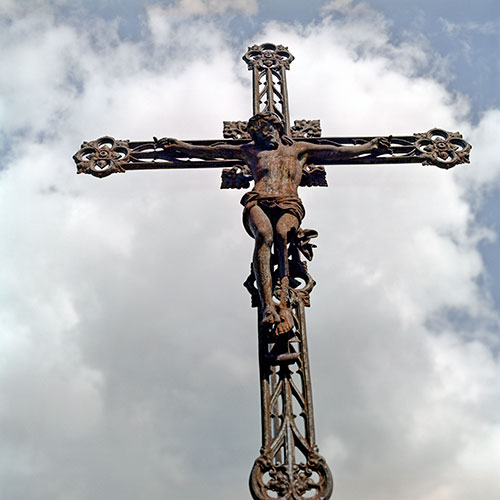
[73,43,471,500]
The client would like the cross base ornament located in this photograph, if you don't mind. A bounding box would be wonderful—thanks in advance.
[73,43,471,499]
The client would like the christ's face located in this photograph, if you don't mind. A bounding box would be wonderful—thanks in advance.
[252,121,281,149]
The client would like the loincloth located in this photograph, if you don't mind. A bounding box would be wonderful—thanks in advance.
[241,191,305,238]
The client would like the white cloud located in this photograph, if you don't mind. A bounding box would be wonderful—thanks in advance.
[0,2,499,500]
[458,109,500,192]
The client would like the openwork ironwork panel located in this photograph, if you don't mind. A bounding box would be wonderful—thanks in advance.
[243,43,294,135]
[414,128,471,168]
[73,136,129,178]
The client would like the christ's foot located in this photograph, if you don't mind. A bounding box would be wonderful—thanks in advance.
[276,308,294,335]
[262,305,280,326]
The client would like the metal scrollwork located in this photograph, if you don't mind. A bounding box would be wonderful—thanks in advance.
[73,136,130,178]
[414,128,471,169]
[243,43,295,71]
[300,165,328,187]
[223,119,323,142]
[250,452,333,500]
[221,164,253,189]
[291,120,322,138]
[223,120,251,140]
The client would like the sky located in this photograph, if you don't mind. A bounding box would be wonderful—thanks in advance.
[0,1,499,499]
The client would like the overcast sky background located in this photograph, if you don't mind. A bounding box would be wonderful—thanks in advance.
[1,1,499,499]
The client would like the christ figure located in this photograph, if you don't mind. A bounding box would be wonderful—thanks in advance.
[158,113,390,334]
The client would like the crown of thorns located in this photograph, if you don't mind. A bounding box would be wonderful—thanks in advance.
[246,113,284,134]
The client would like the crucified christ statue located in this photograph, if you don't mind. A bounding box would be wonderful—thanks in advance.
[74,42,471,500]
[158,112,390,335]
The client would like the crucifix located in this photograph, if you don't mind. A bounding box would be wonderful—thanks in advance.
[73,43,471,500]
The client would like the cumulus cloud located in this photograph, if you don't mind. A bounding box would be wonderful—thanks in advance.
[0,2,499,500]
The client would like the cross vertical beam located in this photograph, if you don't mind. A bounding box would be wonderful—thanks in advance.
[240,44,334,499]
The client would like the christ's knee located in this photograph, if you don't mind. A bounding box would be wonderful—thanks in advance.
[255,229,273,249]
[275,222,297,246]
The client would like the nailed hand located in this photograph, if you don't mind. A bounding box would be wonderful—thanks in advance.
[370,136,392,155]
[156,137,182,149]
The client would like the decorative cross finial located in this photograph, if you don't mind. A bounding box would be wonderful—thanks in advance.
[243,43,295,71]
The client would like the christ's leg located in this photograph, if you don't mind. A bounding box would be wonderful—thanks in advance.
[274,213,300,335]
[247,205,280,325]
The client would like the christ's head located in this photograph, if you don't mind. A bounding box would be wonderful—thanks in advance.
[247,113,284,148]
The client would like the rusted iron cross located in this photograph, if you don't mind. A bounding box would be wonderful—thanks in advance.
[73,43,471,500]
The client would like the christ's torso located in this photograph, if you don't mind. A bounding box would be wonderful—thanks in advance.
[242,143,306,198]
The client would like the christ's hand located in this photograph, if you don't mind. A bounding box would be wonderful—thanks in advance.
[156,137,182,149]
[369,136,392,155]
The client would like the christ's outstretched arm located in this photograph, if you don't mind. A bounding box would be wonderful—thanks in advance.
[299,137,391,163]
[156,137,246,160]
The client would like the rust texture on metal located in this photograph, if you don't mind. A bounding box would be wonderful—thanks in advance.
[73,42,472,500]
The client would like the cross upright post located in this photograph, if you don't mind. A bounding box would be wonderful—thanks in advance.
[73,43,471,500]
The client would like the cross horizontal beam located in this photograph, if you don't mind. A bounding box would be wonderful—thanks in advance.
[73,128,471,178]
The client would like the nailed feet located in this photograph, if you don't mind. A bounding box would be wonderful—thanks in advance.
[262,305,281,326]
[276,307,294,335]
[261,304,294,335]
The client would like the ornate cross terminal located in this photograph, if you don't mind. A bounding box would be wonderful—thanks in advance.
[74,43,471,500]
